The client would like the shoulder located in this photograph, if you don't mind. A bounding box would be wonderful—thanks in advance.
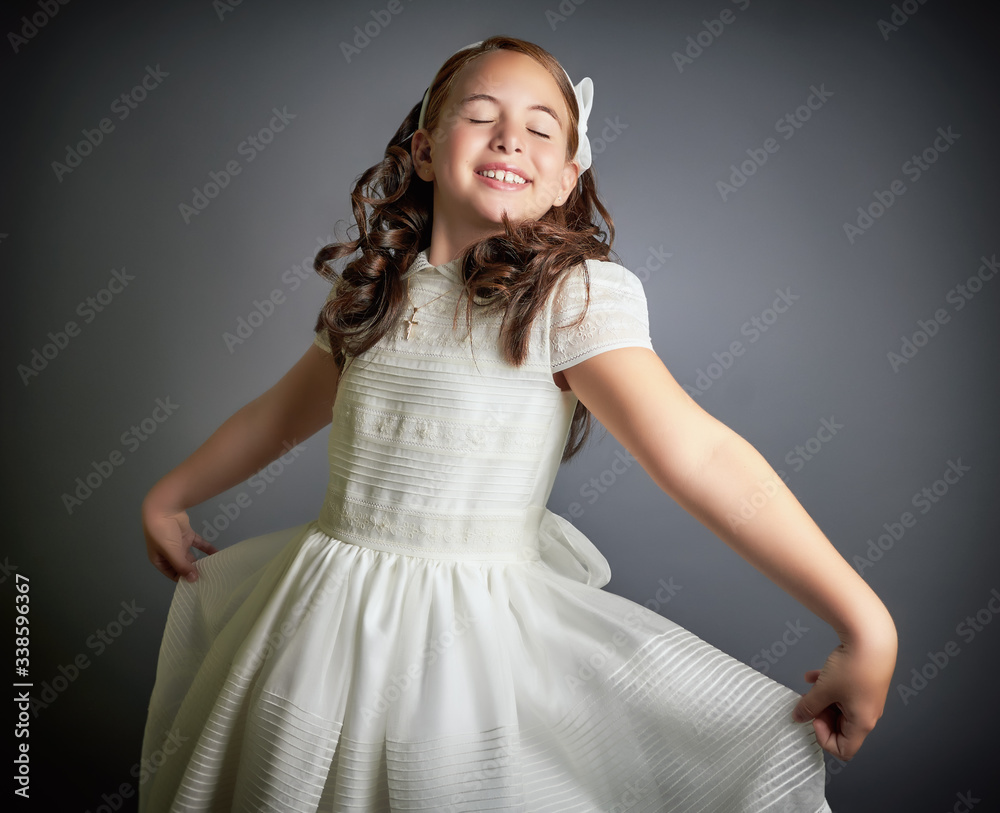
[547,257,655,372]
[550,258,649,324]
[313,274,347,353]
[320,272,346,301]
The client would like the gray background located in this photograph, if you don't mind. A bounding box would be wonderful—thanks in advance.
[3,0,998,809]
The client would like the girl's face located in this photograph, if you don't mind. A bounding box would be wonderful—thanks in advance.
[412,49,580,245]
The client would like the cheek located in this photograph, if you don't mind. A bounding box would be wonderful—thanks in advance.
[539,142,569,173]
[450,128,480,157]
[535,156,567,196]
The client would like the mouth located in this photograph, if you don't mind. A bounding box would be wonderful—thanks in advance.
[474,165,531,186]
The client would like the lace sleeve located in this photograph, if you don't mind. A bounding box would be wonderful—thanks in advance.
[549,259,655,372]
[312,276,343,353]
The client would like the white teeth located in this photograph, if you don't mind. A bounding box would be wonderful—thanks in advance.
[477,169,528,184]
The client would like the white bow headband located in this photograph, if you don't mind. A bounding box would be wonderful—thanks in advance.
[416,40,594,173]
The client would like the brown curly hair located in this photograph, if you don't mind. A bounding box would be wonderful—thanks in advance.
[314,35,623,462]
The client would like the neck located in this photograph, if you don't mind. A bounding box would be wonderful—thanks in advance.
[426,196,504,267]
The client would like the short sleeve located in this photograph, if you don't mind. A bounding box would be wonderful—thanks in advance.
[312,276,343,353]
[549,259,655,372]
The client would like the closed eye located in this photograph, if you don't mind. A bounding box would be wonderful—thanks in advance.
[467,119,550,139]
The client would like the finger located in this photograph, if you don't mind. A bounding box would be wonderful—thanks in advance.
[161,546,198,583]
[792,684,834,723]
[803,669,821,683]
[830,705,872,760]
[810,706,845,757]
[190,536,220,556]
[157,522,201,582]
[150,552,180,583]
[814,703,870,762]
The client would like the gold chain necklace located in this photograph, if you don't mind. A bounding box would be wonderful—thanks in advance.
[403,277,455,340]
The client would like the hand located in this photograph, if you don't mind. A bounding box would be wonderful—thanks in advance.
[142,499,219,583]
[791,630,897,761]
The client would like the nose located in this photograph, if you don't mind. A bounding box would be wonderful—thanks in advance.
[490,118,523,155]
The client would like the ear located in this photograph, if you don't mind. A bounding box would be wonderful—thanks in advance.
[554,159,580,206]
[411,129,435,182]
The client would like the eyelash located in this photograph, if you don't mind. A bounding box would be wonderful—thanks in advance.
[467,119,550,139]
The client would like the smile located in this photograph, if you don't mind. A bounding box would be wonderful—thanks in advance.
[475,169,529,186]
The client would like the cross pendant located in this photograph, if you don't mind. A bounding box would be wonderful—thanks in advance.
[404,310,418,339]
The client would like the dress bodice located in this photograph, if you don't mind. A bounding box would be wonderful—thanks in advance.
[312,249,655,584]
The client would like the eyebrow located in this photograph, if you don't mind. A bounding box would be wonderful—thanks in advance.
[459,94,563,128]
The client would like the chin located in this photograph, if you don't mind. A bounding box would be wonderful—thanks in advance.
[474,209,517,227]
[490,204,540,223]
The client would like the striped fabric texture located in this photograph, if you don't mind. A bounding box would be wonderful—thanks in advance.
[140,250,831,812]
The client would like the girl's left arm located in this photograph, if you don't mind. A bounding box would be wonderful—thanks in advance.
[562,346,898,762]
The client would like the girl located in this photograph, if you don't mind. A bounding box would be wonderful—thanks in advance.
[140,35,896,812]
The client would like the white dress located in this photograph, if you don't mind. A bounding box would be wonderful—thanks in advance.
[140,249,832,812]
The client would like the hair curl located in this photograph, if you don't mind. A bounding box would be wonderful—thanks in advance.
[314,35,622,462]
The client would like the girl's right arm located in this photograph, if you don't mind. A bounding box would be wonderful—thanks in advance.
[141,343,341,582]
